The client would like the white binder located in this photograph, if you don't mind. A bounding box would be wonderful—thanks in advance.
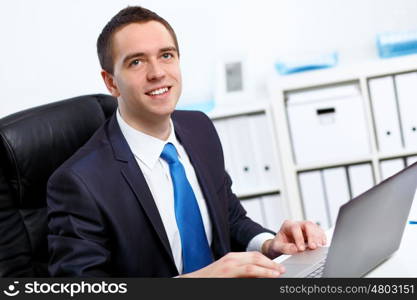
[213,119,238,190]
[347,164,375,198]
[240,198,265,227]
[406,155,417,166]
[287,84,370,165]
[380,158,405,180]
[227,116,260,195]
[248,113,281,191]
[261,194,285,232]
[322,167,350,227]
[298,171,330,229]
[368,76,403,152]
[395,72,417,150]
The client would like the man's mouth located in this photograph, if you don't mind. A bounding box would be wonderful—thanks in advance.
[146,86,171,96]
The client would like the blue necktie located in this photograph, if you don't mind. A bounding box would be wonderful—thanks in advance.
[160,143,213,273]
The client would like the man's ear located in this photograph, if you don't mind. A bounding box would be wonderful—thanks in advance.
[101,70,120,97]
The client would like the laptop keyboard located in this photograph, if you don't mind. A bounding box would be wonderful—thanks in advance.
[305,258,326,278]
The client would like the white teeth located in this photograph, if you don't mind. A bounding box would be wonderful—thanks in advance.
[148,87,168,95]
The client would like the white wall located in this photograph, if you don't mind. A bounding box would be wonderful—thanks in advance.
[1,0,417,117]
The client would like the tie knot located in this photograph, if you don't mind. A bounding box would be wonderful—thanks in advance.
[160,143,179,165]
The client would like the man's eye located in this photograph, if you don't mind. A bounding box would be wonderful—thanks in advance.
[130,59,141,66]
[162,53,173,59]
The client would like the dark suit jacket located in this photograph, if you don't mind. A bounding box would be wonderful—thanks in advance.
[47,110,270,277]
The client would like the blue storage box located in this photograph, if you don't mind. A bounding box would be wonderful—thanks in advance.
[377,30,417,58]
[275,52,338,75]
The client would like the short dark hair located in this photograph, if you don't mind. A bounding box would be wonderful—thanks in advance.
[97,6,179,74]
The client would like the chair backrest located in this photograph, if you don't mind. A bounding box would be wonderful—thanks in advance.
[0,94,117,277]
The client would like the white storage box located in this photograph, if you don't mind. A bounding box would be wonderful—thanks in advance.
[286,84,371,165]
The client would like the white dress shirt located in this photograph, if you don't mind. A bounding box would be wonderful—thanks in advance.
[116,110,274,273]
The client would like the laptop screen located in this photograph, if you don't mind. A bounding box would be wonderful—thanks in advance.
[323,162,417,277]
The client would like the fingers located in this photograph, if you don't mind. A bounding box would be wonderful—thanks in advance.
[265,234,297,256]
[278,220,327,253]
[304,221,319,249]
[288,222,306,251]
[303,221,327,250]
[275,241,298,255]
[223,252,285,278]
[236,264,281,278]
[182,252,287,278]
[237,251,284,271]
[320,226,327,245]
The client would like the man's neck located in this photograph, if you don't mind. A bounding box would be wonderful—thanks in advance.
[119,110,172,141]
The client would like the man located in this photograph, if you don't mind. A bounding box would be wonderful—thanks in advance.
[47,6,326,277]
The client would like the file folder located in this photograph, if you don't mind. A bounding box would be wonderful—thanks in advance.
[248,113,281,191]
[240,198,265,227]
[213,119,239,190]
[322,167,350,227]
[368,76,403,152]
[380,158,406,180]
[261,194,285,232]
[395,72,417,150]
[298,171,330,229]
[347,164,375,198]
[227,116,260,195]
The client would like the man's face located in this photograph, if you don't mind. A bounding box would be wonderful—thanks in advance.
[103,21,182,124]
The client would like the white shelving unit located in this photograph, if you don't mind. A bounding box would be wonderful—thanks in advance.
[208,101,290,231]
[268,54,417,227]
[206,54,417,231]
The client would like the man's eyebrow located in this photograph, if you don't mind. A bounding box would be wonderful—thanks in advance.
[123,52,145,64]
[122,47,178,65]
[159,47,178,53]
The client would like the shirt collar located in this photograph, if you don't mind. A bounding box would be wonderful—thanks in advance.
[116,109,181,170]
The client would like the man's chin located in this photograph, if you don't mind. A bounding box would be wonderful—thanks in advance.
[151,105,176,119]
[156,99,178,112]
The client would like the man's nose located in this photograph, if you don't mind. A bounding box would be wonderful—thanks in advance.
[146,60,165,81]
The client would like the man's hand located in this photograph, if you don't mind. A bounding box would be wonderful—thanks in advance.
[262,220,327,259]
[179,252,286,278]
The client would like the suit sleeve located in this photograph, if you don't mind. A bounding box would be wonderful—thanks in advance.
[47,168,111,277]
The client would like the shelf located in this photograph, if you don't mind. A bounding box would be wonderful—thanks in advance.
[208,100,269,120]
[377,150,417,161]
[292,151,417,173]
[269,54,417,93]
[294,150,417,172]
[295,156,374,172]
[236,188,280,200]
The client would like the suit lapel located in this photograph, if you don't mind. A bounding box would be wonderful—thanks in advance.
[173,118,228,257]
[106,115,176,269]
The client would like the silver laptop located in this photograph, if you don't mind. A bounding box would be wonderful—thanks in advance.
[280,161,417,278]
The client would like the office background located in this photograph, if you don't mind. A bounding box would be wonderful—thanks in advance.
[1,0,417,116]
[1,0,417,231]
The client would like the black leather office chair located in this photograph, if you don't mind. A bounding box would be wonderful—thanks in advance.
[0,94,117,277]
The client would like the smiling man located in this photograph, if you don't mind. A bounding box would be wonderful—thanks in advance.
[103,20,181,140]
[47,6,326,277]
